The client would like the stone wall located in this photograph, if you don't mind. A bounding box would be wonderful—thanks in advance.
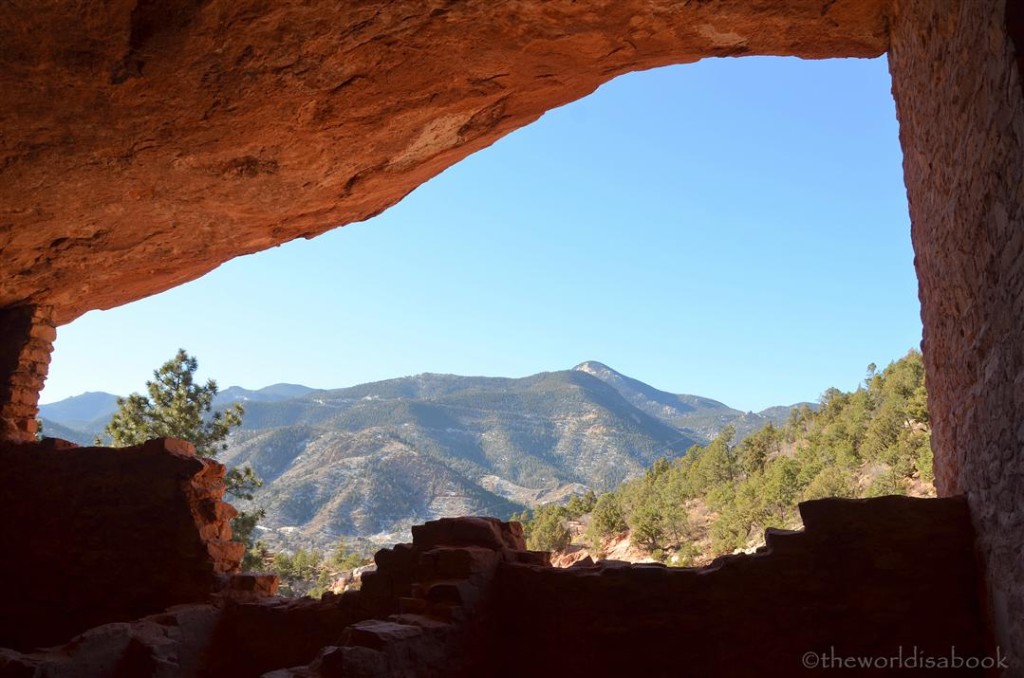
[0,0,1020,669]
[0,305,54,441]
[0,437,243,650]
[486,497,992,677]
[0,516,542,677]
[0,503,994,677]
[888,0,1024,663]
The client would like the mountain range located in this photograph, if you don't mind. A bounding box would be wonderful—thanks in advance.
[39,362,809,550]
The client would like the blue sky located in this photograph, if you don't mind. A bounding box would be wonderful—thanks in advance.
[42,55,921,412]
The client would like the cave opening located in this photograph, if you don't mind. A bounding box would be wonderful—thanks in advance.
[1,0,1022,674]
[38,55,922,558]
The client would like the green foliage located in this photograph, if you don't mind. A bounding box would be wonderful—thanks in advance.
[331,539,367,571]
[629,501,665,549]
[737,423,781,475]
[586,494,628,547]
[682,427,738,495]
[564,349,934,561]
[802,466,856,501]
[270,540,370,597]
[759,457,800,522]
[565,490,597,518]
[235,511,267,571]
[102,349,266,564]
[915,437,934,483]
[104,349,244,457]
[523,504,572,551]
[672,542,701,567]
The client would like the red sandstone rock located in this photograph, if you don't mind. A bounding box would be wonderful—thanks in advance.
[204,594,375,677]
[1,0,1022,664]
[411,516,525,550]
[888,0,1024,661]
[417,546,499,581]
[0,604,223,678]
[0,306,54,441]
[226,572,281,598]
[345,619,424,650]
[487,495,989,678]
[0,1,888,325]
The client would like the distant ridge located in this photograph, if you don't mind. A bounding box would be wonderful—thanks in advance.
[38,391,120,433]
[39,363,806,551]
[572,360,800,441]
[215,383,315,405]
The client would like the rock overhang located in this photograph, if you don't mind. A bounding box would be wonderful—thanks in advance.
[0,0,889,325]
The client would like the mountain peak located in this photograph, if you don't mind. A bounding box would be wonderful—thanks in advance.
[572,360,619,376]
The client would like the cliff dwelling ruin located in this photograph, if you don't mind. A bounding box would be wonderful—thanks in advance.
[0,0,1021,675]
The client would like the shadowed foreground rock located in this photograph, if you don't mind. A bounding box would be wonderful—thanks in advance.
[0,439,992,678]
[0,437,243,650]
[488,496,992,677]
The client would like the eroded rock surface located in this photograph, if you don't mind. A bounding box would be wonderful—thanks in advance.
[0,0,888,324]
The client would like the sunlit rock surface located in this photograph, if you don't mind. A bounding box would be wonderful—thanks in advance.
[0,0,887,324]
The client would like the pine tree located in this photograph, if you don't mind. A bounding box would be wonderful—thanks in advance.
[524,505,571,552]
[103,349,265,564]
[104,349,244,457]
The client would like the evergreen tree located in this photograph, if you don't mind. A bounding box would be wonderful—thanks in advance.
[629,502,664,549]
[566,490,598,518]
[103,349,265,565]
[104,349,244,456]
[563,349,933,562]
[738,423,780,475]
[586,493,628,546]
[525,504,571,551]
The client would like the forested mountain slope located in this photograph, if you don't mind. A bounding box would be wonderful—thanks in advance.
[521,350,933,566]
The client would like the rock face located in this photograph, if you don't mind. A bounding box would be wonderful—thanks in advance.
[0,437,243,650]
[888,0,1024,662]
[0,0,888,324]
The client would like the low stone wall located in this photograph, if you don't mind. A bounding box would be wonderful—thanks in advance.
[0,437,243,650]
[0,515,543,677]
[0,501,994,677]
[486,496,993,677]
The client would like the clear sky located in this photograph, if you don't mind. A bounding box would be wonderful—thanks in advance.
[42,55,921,412]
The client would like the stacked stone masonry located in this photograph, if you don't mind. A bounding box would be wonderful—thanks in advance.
[888,0,1024,662]
[0,437,244,650]
[0,498,993,677]
[0,306,55,441]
